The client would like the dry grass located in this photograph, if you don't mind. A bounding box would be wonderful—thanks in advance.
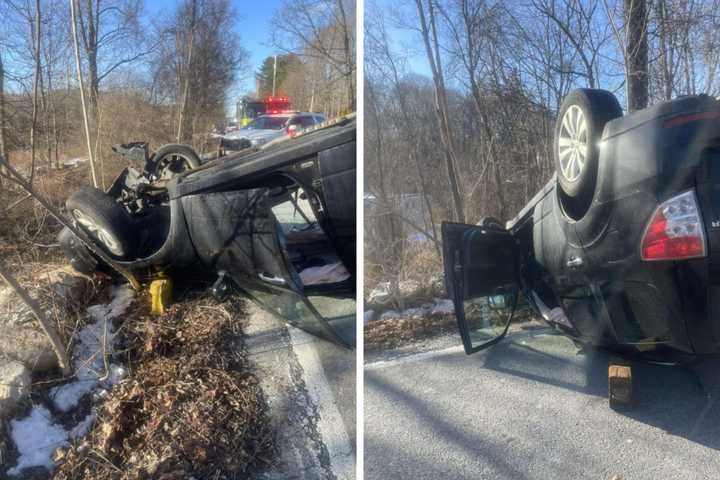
[0,92,178,278]
[364,311,457,352]
[53,292,275,479]
[364,241,444,306]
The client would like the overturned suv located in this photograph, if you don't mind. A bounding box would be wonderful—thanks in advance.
[60,117,356,347]
[443,90,720,364]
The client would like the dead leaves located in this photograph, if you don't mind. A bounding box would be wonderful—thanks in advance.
[54,295,274,479]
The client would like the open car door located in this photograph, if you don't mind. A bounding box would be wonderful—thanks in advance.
[179,119,356,348]
[442,222,522,354]
[183,186,354,348]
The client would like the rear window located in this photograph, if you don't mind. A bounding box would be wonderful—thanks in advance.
[246,116,290,130]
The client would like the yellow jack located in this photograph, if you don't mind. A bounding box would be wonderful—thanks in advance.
[149,276,173,315]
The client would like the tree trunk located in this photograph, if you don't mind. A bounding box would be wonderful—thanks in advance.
[414,0,465,223]
[336,0,355,112]
[70,0,99,187]
[177,0,197,143]
[28,0,42,187]
[0,53,7,168]
[85,0,99,121]
[626,0,649,111]
[656,0,672,100]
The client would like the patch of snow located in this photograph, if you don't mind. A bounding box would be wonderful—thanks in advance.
[69,411,96,439]
[51,285,134,412]
[8,406,68,476]
[379,310,401,321]
[431,299,454,315]
[401,307,428,318]
[62,157,88,168]
[367,282,391,306]
[106,364,128,386]
[8,285,135,476]
[408,232,430,242]
[51,379,98,413]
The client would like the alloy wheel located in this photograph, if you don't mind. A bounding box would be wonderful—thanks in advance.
[558,105,589,183]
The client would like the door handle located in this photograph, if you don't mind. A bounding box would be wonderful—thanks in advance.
[566,256,583,268]
[259,273,287,286]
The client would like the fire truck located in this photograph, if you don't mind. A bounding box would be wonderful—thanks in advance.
[237,96,292,127]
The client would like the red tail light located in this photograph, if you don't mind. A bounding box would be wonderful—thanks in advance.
[641,190,707,261]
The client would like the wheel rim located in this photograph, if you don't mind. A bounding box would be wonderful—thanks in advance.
[156,153,195,180]
[72,209,123,256]
[558,105,589,183]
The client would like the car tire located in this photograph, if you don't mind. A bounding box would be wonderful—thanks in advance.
[554,89,622,206]
[66,187,135,259]
[477,216,504,230]
[151,144,201,180]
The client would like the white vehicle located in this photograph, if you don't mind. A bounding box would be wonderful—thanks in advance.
[222,112,326,148]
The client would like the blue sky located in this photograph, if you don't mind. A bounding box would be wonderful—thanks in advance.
[369,0,431,78]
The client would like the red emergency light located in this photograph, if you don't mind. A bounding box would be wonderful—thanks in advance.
[264,96,291,114]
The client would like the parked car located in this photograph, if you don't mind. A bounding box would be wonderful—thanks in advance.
[222,112,326,150]
[443,89,720,373]
[59,116,356,347]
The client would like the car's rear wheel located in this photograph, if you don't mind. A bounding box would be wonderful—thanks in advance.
[66,187,135,259]
[151,144,201,180]
[554,89,622,213]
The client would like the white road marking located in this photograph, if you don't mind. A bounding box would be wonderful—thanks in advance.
[364,344,465,371]
[288,327,355,480]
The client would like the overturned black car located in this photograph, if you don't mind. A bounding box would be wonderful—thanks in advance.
[59,117,356,347]
[443,90,720,374]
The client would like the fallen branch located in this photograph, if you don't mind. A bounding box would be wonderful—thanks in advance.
[5,193,32,212]
[0,257,72,376]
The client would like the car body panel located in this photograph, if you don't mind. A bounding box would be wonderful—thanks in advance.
[449,96,720,362]
[59,118,356,348]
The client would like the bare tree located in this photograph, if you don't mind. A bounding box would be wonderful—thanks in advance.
[152,0,248,147]
[175,0,196,142]
[28,0,41,186]
[413,0,465,223]
[70,0,99,187]
[0,52,7,166]
[626,0,649,110]
[271,0,356,112]
[73,0,147,118]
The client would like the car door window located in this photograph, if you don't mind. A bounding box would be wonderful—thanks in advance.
[240,281,350,346]
[442,222,520,354]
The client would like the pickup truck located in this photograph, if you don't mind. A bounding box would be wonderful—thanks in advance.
[442,89,720,372]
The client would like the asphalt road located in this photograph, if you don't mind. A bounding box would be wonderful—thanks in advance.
[244,302,355,480]
[365,325,720,480]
